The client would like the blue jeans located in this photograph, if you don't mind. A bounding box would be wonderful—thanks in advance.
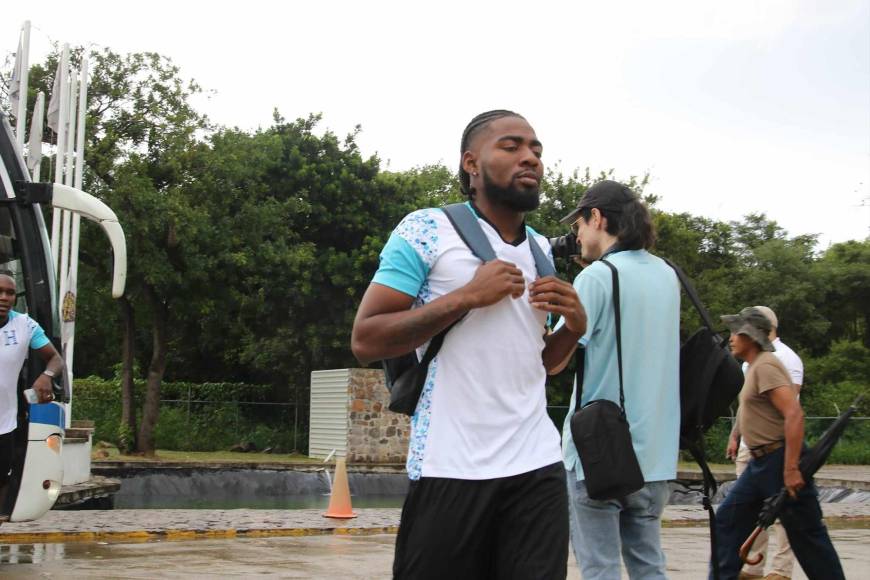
[711,446,844,580]
[566,471,669,580]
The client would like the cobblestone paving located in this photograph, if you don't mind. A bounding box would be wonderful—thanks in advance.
[2,503,869,542]
[0,509,401,542]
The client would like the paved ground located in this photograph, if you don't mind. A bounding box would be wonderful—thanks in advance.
[0,509,402,542]
[2,504,870,543]
[1,528,868,578]
[2,464,868,577]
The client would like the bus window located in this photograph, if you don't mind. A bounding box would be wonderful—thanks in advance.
[0,208,27,313]
[0,206,27,314]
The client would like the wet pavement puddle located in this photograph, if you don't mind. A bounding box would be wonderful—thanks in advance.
[1,529,868,579]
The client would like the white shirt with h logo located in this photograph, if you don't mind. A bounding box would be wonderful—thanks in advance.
[0,311,50,435]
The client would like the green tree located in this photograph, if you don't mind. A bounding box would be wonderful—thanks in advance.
[194,116,459,393]
[816,240,870,348]
[30,48,210,454]
[728,218,828,354]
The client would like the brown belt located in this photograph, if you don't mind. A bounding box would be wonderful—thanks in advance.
[749,440,784,459]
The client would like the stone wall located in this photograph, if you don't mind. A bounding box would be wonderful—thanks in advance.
[346,368,409,463]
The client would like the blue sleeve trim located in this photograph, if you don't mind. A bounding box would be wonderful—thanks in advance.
[29,319,50,350]
[372,234,428,298]
[10,312,51,349]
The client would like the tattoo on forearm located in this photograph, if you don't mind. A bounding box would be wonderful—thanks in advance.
[374,294,467,355]
[387,306,456,351]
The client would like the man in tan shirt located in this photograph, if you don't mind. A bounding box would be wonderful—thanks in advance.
[710,307,843,580]
[726,306,802,580]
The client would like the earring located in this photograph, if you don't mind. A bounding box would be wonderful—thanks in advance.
[472,172,478,176]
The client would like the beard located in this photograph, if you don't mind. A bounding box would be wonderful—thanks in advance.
[482,170,540,212]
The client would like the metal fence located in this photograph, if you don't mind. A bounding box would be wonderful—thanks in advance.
[73,397,310,453]
[546,406,870,463]
[546,405,870,429]
[71,395,867,461]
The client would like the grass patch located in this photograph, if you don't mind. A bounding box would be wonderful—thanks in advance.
[93,446,320,464]
[677,460,732,472]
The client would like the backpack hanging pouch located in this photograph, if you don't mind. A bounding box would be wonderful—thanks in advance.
[384,330,448,416]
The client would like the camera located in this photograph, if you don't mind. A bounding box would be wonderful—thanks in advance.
[549,234,580,262]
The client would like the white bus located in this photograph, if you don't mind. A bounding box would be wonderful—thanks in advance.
[0,111,126,522]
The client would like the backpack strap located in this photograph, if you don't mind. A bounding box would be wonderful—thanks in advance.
[663,257,723,579]
[527,228,556,278]
[442,203,555,278]
[387,203,484,375]
[687,438,722,580]
[599,259,626,415]
[410,204,555,381]
[573,346,585,404]
[442,203,496,261]
[662,258,717,331]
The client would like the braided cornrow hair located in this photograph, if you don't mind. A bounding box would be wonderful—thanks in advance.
[459,109,524,196]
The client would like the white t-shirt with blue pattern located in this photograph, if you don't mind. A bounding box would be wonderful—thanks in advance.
[1,311,50,435]
[372,204,562,481]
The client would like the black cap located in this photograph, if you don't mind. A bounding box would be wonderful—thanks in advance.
[560,180,637,224]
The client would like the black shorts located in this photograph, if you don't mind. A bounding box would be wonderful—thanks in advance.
[0,430,14,486]
[393,461,569,580]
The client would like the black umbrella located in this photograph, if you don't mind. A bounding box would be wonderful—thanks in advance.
[739,397,863,564]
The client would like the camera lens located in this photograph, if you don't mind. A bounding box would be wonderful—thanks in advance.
[549,235,580,261]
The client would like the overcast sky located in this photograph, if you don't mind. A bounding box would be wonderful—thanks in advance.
[6,0,870,247]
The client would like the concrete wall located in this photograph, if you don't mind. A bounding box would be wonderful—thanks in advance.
[309,369,350,458]
[346,369,409,464]
[310,369,409,463]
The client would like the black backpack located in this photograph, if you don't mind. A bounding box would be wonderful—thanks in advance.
[382,203,555,416]
[664,258,743,580]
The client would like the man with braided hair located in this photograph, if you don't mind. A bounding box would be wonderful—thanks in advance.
[352,110,585,578]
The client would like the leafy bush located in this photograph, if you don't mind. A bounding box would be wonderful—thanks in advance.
[694,417,870,466]
[72,377,307,453]
[700,417,736,464]
[802,341,870,418]
[804,417,870,465]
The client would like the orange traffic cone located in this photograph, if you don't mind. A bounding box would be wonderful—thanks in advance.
[323,457,356,519]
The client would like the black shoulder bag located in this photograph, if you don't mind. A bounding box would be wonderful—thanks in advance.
[570,258,644,500]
